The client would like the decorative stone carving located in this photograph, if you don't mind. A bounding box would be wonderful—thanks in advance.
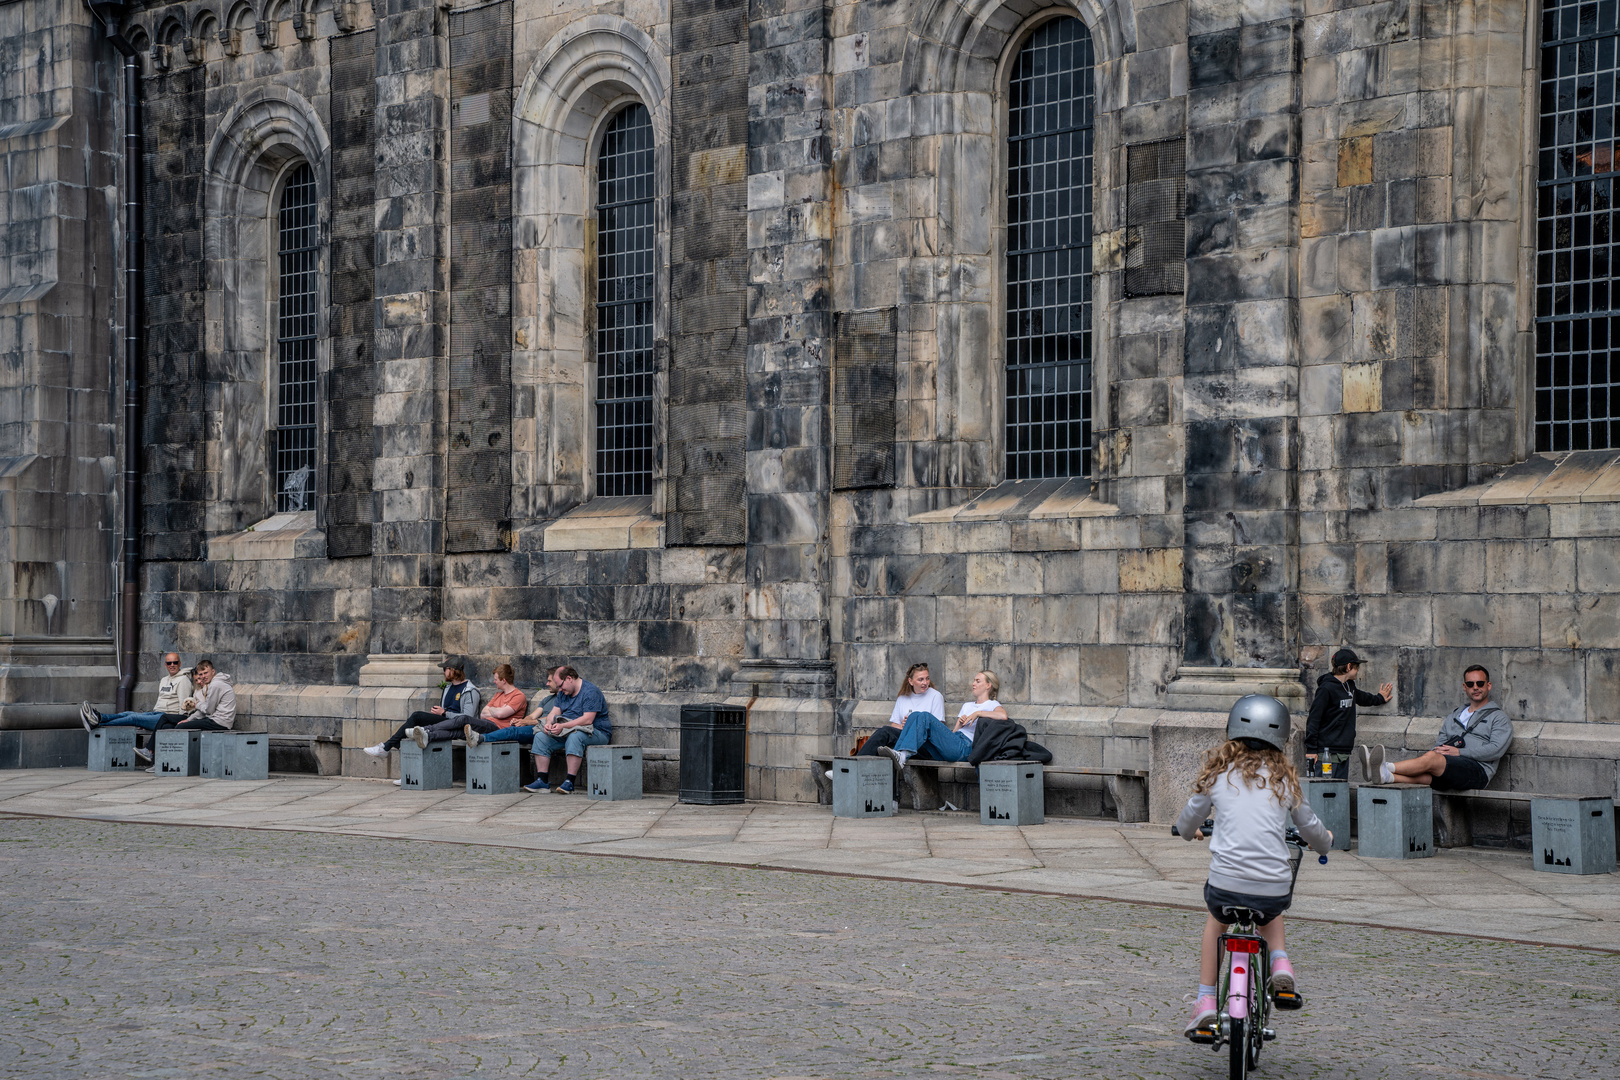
[149,43,170,71]
[255,19,277,49]
[218,28,241,56]
[334,3,358,33]
[181,36,203,64]
[293,12,314,41]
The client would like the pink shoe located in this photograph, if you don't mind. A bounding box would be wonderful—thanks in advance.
[1269,956,1296,995]
[1184,994,1218,1038]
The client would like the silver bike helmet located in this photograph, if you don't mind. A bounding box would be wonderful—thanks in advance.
[1226,694,1290,752]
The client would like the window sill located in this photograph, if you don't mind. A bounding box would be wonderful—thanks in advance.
[1411,451,1620,507]
[207,511,323,561]
[907,479,1117,524]
[539,495,662,551]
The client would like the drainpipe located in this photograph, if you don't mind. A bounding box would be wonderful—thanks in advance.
[88,2,143,712]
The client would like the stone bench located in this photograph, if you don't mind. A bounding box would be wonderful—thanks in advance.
[1349,783,1619,868]
[401,740,677,793]
[267,734,341,776]
[807,755,1148,823]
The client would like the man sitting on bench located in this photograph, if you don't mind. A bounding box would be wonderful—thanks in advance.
[451,663,527,745]
[523,667,610,794]
[466,664,562,748]
[362,659,481,756]
[81,651,194,762]
[1359,664,1513,791]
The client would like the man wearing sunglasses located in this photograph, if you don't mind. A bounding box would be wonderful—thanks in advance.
[80,652,193,738]
[1359,665,1513,790]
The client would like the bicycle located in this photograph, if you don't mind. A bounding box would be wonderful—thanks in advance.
[1177,822,1325,1079]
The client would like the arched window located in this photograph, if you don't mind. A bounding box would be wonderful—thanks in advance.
[595,103,656,497]
[274,161,319,511]
[1006,16,1095,479]
[1537,0,1620,450]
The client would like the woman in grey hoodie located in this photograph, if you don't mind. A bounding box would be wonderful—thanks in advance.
[1362,664,1512,791]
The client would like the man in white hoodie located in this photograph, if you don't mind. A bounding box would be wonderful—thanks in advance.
[167,658,238,732]
[81,652,195,763]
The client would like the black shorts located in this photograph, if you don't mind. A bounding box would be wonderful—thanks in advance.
[1429,754,1490,792]
[1205,883,1292,926]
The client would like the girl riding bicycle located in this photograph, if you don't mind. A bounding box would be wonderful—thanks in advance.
[1176,695,1333,1039]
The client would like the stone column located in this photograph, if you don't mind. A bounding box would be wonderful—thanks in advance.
[1175,3,1304,676]
[367,0,449,669]
[733,0,837,799]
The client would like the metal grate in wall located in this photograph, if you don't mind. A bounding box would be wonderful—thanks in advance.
[1125,137,1185,297]
[1537,0,1620,450]
[596,103,657,497]
[275,162,319,512]
[1006,15,1095,479]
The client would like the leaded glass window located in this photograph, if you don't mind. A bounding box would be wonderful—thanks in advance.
[275,162,319,511]
[595,104,656,497]
[1538,0,1620,450]
[1006,16,1095,479]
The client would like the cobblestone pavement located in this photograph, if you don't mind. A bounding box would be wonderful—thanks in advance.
[3,771,1618,951]
[1,818,1617,1080]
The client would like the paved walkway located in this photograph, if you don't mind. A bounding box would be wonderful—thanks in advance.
[2,769,1617,951]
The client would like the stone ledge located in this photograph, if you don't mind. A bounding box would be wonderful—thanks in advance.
[207,511,323,561]
[1412,450,1620,507]
[907,479,1117,523]
[528,495,663,551]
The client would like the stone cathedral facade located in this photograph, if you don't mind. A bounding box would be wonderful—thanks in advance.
[3,0,1620,822]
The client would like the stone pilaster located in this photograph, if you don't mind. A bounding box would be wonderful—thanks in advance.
[1178,2,1303,669]
[736,0,837,798]
[370,0,448,656]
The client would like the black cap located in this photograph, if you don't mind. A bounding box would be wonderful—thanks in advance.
[1331,647,1364,668]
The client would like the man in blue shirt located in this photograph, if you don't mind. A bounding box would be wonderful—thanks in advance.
[524,667,610,793]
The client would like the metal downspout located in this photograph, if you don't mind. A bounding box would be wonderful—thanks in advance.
[88,2,142,712]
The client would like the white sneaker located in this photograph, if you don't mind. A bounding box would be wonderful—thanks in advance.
[392,778,402,786]
[409,727,430,750]
[464,725,481,748]
[1380,762,1395,783]
[363,743,386,757]
[824,769,833,780]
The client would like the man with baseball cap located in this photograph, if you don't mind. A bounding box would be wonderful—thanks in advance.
[1303,648,1392,779]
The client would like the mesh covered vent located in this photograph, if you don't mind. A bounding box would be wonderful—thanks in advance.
[445,1,514,552]
[1124,137,1186,298]
[833,308,897,490]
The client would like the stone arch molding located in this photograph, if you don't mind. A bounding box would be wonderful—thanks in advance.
[511,15,672,521]
[905,0,1134,96]
[203,86,332,534]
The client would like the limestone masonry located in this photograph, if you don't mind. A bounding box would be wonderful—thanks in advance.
[3,0,1619,826]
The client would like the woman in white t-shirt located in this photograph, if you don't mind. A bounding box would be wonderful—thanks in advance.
[879,670,1007,770]
[848,663,944,773]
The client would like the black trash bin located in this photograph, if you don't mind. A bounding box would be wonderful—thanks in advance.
[679,703,747,804]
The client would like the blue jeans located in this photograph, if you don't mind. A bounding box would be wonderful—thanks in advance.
[98,711,168,730]
[481,725,536,743]
[894,711,972,762]
[532,726,610,761]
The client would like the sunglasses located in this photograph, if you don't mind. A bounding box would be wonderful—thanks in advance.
[1464,680,1488,688]
[165,660,181,666]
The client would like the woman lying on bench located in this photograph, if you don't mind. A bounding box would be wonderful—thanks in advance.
[877,670,1007,775]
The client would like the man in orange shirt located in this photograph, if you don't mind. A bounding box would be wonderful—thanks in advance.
[466,664,562,748]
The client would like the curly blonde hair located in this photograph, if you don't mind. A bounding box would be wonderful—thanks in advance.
[1192,739,1302,807]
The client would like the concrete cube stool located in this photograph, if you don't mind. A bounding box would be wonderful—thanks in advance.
[201,732,268,781]
[154,729,202,777]
[586,745,642,801]
[1307,779,1352,851]
[466,743,521,795]
[87,727,137,771]
[831,756,896,818]
[1532,797,1617,875]
[400,740,454,790]
[980,761,1044,826]
[1357,784,1433,859]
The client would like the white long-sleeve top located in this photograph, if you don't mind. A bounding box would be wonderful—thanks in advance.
[1176,765,1332,897]
[887,689,944,727]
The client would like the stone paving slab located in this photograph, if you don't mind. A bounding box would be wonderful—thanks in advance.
[1,769,1617,951]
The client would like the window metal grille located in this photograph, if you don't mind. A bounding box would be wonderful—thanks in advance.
[1006,16,1095,480]
[1537,0,1620,450]
[595,104,656,496]
[275,162,319,511]
[1125,138,1186,297]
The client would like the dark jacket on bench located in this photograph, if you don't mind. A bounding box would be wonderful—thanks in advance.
[968,718,1053,766]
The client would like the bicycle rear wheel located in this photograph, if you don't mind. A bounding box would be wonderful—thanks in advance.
[1228,1017,1247,1080]
[1248,955,1267,1069]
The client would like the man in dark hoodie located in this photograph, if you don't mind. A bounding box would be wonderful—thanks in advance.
[1304,648,1393,779]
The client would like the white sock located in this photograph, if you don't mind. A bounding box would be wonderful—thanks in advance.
[894,750,910,767]
[1380,762,1394,783]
